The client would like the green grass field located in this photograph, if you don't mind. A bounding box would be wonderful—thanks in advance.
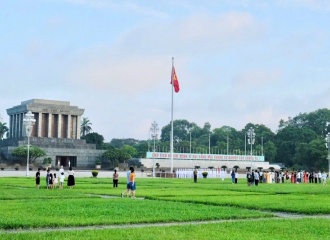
[0,176,329,239]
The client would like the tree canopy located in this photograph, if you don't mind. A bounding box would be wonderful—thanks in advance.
[11,145,46,164]
[105,108,330,171]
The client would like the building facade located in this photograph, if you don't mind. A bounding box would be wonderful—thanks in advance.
[1,99,104,168]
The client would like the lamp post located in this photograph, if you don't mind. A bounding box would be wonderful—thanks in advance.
[189,130,192,154]
[23,111,36,177]
[247,127,255,167]
[208,132,211,154]
[150,121,159,177]
[325,132,330,178]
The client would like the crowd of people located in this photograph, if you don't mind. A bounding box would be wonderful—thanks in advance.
[242,169,328,186]
[35,165,75,189]
[35,165,138,198]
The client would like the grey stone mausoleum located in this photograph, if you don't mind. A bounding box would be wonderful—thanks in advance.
[1,99,104,167]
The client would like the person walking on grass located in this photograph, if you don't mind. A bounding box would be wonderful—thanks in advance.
[121,166,133,197]
[113,169,119,188]
[129,167,137,199]
[35,168,41,189]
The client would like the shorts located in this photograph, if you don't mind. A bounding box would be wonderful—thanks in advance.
[129,182,136,191]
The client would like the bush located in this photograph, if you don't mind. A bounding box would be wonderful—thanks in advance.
[0,163,6,170]
[202,172,208,178]
[92,170,99,177]
[14,164,21,170]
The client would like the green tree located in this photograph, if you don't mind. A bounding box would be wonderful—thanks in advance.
[293,138,327,171]
[275,126,318,167]
[11,145,46,164]
[82,132,104,150]
[80,117,92,137]
[110,138,140,148]
[0,122,9,140]
[121,145,139,158]
[101,148,131,169]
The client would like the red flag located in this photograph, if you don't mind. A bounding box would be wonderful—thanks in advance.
[171,66,180,93]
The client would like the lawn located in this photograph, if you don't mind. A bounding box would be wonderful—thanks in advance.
[0,176,329,239]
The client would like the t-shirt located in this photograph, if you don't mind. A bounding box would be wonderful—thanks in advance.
[129,172,136,182]
[59,174,65,183]
[126,171,131,183]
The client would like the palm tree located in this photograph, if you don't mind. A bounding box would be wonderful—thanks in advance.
[80,117,92,137]
[0,122,9,140]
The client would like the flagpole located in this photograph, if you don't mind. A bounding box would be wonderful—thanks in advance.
[170,57,174,174]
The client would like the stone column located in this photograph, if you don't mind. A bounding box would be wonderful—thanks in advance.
[58,114,62,138]
[38,113,42,137]
[77,115,81,139]
[9,115,13,138]
[19,113,22,137]
[48,113,52,138]
[67,115,71,139]
[13,114,17,138]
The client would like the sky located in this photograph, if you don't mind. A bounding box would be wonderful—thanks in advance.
[1,0,330,141]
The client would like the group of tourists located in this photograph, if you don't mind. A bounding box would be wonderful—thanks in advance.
[244,170,328,186]
[35,165,75,189]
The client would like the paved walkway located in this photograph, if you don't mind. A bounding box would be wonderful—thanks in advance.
[2,211,330,233]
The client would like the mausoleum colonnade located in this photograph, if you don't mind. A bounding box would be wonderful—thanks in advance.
[6,99,84,140]
[8,112,81,139]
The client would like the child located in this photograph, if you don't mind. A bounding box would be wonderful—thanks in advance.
[35,168,41,189]
[48,173,53,189]
[53,173,58,189]
[59,172,65,189]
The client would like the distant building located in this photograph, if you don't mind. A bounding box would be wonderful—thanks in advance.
[1,99,104,167]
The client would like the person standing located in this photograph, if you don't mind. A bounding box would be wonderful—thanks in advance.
[296,171,301,184]
[318,171,322,184]
[129,167,136,199]
[234,170,238,184]
[322,171,327,186]
[46,169,50,189]
[193,168,198,183]
[121,166,133,197]
[35,168,41,189]
[113,169,119,188]
[48,173,53,189]
[314,172,318,183]
[231,169,235,184]
[254,170,259,186]
[59,172,65,189]
[53,173,58,189]
[259,171,263,183]
[67,167,75,189]
[59,165,64,177]
[220,168,226,182]
[246,170,253,186]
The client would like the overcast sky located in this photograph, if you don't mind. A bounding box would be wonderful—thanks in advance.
[1,0,330,141]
